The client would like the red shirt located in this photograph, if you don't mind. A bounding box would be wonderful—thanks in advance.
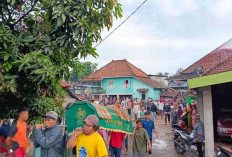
[109,132,125,148]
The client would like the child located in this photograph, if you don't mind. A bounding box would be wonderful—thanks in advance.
[138,106,145,119]
[133,103,140,120]
[132,120,152,157]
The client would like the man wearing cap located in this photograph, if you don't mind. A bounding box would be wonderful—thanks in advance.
[34,111,64,157]
[67,115,108,157]
[192,114,204,157]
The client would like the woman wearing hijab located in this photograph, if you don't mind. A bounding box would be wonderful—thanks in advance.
[187,107,192,129]
[180,108,188,127]
[192,105,197,128]
[178,106,183,117]
[0,119,11,154]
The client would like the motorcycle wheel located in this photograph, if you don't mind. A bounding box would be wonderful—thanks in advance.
[174,143,186,154]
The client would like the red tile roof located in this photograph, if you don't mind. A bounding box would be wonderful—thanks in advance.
[206,56,232,75]
[136,77,164,88]
[80,60,164,88]
[182,38,232,76]
[81,60,148,82]
[61,81,72,87]
[161,87,179,97]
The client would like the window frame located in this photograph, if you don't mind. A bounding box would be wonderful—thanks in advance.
[123,79,130,89]
[108,80,114,89]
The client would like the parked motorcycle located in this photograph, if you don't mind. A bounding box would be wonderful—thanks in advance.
[173,120,188,132]
[173,128,204,157]
[215,146,232,157]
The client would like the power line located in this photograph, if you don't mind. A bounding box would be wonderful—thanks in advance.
[94,0,148,48]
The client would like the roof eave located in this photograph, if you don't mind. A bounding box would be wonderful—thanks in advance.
[188,71,232,89]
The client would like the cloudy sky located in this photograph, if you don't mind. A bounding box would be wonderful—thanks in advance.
[81,0,232,75]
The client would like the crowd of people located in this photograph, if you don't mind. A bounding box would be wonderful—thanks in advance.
[94,96,199,131]
[0,96,204,157]
[92,96,204,157]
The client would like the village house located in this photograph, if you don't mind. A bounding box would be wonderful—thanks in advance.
[181,38,232,157]
[80,59,165,101]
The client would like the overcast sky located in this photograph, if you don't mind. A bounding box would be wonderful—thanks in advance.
[81,0,232,75]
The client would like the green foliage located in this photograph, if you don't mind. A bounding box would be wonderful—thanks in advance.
[156,72,169,76]
[70,61,98,82]
[0,0,122,122]
[174,67,184,76]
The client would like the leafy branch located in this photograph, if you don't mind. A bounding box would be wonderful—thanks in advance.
[13,0,39,26]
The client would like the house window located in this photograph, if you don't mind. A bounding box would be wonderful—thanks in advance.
[123,80,130,89]
[108,80,114,89]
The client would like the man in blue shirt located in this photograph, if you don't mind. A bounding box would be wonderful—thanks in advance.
[192,114,204,157]
[143,112,158,155]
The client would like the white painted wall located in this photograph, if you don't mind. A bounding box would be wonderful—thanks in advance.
[201,86,214,157]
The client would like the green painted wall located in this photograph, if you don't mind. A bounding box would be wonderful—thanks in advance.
[102,77,133,94]
[188,71,232,89]
[101,77,161,101]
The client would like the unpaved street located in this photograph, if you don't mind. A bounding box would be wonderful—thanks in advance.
[120,118,189,157]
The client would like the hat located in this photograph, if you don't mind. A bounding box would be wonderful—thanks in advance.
[84,115,99,126]
[195,114,200,119]
[171,106,174,109]
[43,111,58,119]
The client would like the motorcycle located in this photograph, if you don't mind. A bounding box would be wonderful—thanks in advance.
[215,146,232,157]
[173,127,204,157]
[173,120,188,132]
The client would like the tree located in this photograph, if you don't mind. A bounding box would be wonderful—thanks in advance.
[0,0,122,123]
[69,61,98,82]
[164,72,169,76]
[156,72,169,76]
[174,67,184,76]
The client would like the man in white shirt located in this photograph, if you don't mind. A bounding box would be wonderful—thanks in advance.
[133,103,140,120]
[121,97,127,108]
[158,101,164,120]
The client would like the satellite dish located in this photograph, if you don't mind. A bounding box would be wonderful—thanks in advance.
[192,66,203,74]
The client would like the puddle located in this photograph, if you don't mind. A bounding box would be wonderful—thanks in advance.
[152,139,168,149]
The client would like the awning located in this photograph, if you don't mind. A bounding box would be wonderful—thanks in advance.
[188,71,232,89]
[136,88,149,92]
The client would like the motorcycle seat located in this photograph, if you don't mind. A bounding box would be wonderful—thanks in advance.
[181,132,192,140]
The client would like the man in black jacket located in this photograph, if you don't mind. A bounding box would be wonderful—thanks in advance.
[163,101,171,125]
[151,101,157,120]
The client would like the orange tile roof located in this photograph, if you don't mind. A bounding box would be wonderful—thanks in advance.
[81,60,148,81]
[80,60,164,88]
[161,87,179,97]
[136,77,164,88]
[182,38,232,76]
[61,81,72,87]
[206,56,232,75]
